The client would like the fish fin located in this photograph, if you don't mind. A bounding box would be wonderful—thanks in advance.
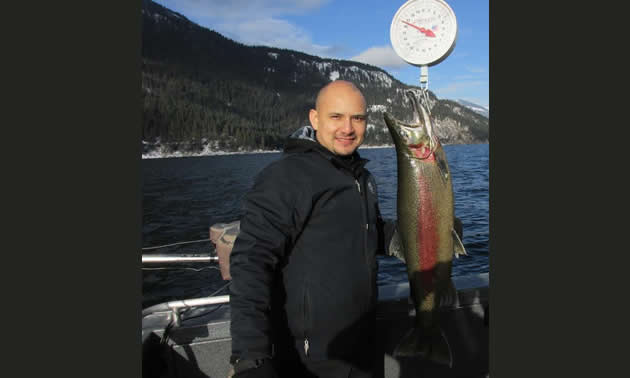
[452,228,468,258]
[436,153,450,183]
[387,228,406,263]
[393,326,453,368]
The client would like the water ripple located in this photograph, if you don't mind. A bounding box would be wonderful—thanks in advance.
[142,144,489,307]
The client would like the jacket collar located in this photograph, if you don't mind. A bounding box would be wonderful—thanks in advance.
[284,125,369,177]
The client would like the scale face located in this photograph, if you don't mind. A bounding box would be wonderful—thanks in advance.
[390,0,457,67]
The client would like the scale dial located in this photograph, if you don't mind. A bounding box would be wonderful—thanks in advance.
[390,0,457,66]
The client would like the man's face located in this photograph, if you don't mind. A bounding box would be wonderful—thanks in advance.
[309,83,367,156]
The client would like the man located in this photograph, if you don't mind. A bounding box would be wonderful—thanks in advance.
[227,80,397,378]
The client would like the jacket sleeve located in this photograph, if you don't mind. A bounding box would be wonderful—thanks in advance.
[376,212,398,256]
[367,172,398,256]
[229,160,311,363]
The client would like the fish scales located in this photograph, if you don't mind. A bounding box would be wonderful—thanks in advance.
[398,137,454,311]
[384,90,466,366]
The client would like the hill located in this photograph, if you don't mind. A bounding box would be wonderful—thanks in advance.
[141,0,489,157]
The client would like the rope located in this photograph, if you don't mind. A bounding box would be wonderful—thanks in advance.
[208,281,231,297]
[142,238,211,250]
[141,266,221,272]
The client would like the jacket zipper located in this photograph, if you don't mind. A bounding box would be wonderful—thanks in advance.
[355,178,371,306]
[355,178,369,228]
[303,285,311,357]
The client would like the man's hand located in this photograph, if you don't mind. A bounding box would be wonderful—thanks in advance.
[209,221,240,280]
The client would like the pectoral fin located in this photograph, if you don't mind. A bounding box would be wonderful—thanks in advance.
[452,228,468,258]
[435,153,450,183]
[388,228,406,263]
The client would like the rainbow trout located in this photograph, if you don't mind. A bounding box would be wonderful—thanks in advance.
[384,91,467,367]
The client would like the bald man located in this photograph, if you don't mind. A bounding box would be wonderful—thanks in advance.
[229,81,397,378]
[309,80,368,156]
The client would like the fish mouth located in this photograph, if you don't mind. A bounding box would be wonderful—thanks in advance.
[384,91,438,159]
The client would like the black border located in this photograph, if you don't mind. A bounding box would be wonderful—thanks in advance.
[489,1,606,376]
[25,1,143,376]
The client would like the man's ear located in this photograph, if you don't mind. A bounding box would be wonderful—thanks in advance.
[309,109,319,131]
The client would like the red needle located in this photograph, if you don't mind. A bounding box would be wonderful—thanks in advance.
[401,20,436,37]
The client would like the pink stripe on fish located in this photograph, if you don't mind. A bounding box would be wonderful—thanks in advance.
[417,169,438,291]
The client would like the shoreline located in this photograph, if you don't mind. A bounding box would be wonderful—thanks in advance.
[141,142,487,160]
[141,144,395,159]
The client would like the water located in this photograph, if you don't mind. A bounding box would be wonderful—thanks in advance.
[142,144,489,309]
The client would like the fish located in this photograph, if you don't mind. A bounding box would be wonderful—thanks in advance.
[384,90,467,367]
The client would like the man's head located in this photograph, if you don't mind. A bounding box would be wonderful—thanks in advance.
[309,80,367,156]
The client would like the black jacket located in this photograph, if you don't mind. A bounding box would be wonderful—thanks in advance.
[229,126,396,366]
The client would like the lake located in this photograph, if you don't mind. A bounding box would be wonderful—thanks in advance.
[142,144,489,308]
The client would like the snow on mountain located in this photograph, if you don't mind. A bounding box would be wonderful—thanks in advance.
[456,99,489,118]
[140,0,489,158]
[368,104,387,112]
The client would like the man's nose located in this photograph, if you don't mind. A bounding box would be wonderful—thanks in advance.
[340,117,354,133]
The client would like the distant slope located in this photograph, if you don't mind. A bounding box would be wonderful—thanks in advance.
[141,0,489,156]
[456,99,489,118]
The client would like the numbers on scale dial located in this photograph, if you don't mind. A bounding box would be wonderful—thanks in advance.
[392,1,456,65]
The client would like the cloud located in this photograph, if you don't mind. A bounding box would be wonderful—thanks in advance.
[465,65,487,74]
[157,0,331,20]
[217,17,343,57]
[350,45,407,69]
[155,0,342,58]
[434,80,488,100]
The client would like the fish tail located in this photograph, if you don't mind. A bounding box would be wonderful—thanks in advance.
[393,326,453,367]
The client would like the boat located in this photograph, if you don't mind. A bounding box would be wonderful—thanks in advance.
[142,252,488,377]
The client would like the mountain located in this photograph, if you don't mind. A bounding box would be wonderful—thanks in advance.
[141,0,489,157]
[456,99,489,118]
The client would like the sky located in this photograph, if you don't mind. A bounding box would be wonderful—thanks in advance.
[152,0,489,109]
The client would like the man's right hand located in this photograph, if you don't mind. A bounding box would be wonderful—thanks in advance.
[209,221,240,280]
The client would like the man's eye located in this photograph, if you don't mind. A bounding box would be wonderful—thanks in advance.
[331,115,340,119]
[353,116,366,122]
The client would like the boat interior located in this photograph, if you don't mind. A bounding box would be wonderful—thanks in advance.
[142,272,488,377]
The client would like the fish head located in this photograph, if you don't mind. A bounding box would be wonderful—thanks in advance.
[384,91,439,160]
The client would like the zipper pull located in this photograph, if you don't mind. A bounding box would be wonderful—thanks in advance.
[355,179,361,193]
[304,338,310,356]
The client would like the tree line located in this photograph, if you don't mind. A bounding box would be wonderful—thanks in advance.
[141,0,487,153]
